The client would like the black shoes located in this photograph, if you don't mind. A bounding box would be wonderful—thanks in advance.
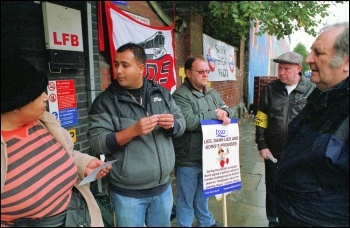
[210,222,223,227]
[170,204,176,221]
[268,221,280,227]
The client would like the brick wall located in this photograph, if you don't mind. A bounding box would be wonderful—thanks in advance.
[211,68,244,108]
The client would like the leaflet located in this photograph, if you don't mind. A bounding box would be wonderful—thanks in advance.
[266,154,277,163]
[78,160,117,186]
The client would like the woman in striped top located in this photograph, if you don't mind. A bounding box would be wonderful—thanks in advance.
[1,57,111,227]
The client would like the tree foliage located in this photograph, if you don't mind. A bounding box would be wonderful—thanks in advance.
[158,1,345,46]
[293,43,310,74]
[205,1,345,44]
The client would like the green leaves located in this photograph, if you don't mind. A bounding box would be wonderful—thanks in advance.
[156,1,345,47]
[203,1,345,44]
[293,43,311,73]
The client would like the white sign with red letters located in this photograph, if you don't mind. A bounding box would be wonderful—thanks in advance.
[42,2,83,51]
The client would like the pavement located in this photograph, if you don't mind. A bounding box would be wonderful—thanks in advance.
[171,116,269,227]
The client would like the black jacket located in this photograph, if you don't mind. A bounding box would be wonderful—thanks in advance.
[255,76,315,158]
[275,77,349,226]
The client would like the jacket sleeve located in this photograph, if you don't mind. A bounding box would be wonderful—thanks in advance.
[172,88,223,131]
[173,92,212,131]
[88,93,122,156]
[212,90,234,117]
[39,112,95,180]
[38,112,104,226]
[255,86,269,151]
[167,93,186,138]
[65,133,94,179]
[255,126,268,151]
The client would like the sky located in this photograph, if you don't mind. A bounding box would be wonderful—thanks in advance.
[290,1,349,50]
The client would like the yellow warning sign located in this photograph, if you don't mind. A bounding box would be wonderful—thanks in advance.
[68,129,77,142]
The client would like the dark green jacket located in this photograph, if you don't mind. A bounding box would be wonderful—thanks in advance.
[172,77,233,167]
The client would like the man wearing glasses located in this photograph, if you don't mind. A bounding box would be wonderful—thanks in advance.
[172,55,233,227]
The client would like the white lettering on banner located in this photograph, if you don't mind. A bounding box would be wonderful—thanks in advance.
[122,10,150,25]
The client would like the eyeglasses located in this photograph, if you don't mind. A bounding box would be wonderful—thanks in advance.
[189,69,210,74]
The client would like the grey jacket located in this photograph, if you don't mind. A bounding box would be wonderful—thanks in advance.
[88,78,185,190]
[172,77,234,167]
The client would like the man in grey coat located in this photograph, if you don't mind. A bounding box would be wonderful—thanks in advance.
[88,42,185,227]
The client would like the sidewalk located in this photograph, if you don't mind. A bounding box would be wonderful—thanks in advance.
[171,116,269,227]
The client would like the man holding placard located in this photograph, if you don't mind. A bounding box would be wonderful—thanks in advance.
[172,55,233,227]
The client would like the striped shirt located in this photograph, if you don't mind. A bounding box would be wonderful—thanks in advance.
[1,121,78,226]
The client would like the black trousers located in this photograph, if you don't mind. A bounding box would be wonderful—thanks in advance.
[13,212,66,227]
[264,159,279,225]
[276,188,349,227]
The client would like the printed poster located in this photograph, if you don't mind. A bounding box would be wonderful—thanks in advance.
[203,34,236,81]
[201,119,241,197]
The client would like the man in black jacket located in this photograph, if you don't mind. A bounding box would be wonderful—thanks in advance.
[254,51,315,227]
[276,22,349,227]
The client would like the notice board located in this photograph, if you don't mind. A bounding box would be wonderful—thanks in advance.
[48,79,78,128]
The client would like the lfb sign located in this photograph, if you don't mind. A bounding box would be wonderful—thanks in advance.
[42,2,84,52]
[53,32,80,47]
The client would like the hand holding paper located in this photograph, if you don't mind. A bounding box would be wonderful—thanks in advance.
[266,154,277,163]
[79,160,117,186]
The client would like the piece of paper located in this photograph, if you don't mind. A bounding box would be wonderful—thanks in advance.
[266,154,277,163]
[78,160,117,186]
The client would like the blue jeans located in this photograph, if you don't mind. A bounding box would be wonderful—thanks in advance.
[109,184,173,227]
[176,166,216,227]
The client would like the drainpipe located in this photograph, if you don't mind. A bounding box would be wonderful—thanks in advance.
[87,2,96,104]
[87,2,102,193]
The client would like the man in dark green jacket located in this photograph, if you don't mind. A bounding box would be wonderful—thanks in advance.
[172,55,233,227]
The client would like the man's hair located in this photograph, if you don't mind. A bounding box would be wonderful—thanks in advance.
[320,22,349,68]
[184,55,206,71]
[117,42,147,64]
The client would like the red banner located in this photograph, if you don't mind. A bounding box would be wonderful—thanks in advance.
[104,2,177,92]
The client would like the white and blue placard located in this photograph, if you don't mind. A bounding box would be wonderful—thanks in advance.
[201,118,241,197]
